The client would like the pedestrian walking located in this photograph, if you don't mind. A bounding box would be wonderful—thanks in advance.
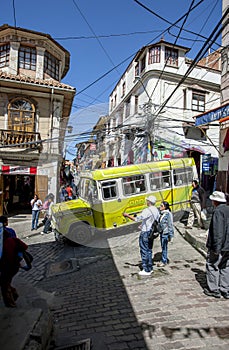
[41,194,54,235]
[30,194,42,230]
[123,196,159,276]
[0,216,16,238]
[0,227,28,307]
[157,201,174,267]
[186,179,206,229]
[65,183,73,200]
[204,191,229,299]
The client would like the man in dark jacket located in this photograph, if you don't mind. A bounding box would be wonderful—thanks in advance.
[204,191,229,298]
[186,180,206,229]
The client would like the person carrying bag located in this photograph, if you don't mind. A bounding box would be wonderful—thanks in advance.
[157,201,174,267]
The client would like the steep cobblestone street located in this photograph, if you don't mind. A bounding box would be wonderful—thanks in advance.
[12,217,229,350]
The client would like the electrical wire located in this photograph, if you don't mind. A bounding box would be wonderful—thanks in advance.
[72,0,121,76]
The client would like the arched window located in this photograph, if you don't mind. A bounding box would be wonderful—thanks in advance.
[8,99,35,132]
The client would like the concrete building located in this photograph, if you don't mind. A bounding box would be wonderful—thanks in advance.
[104,40,221,185]
[218,0,229,193]
[0,24,75,214]
[194,1,229,193]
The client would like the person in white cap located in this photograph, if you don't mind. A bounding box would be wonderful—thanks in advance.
[123,195,159,276]
[204,191,229,299]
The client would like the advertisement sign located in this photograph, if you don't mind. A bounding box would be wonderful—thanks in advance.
[1,166,37,175]
[195,104,229,126]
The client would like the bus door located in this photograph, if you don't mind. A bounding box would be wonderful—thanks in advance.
[98,180,123,229]
[172,167,193,212]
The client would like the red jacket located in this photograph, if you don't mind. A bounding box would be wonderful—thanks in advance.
[0,231,28,279]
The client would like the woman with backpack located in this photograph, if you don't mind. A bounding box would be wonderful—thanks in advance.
[157,201,174,267]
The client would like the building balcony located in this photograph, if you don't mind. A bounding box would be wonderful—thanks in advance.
[0,129,42,152]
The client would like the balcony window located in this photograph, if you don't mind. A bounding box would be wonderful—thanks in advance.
[149,46,161,64]
[44,51,60,80]
[8,98,35,132]
[192,91,205,112]
[0,44,10,68]
[19,46,36,70]
[165,47,178,67]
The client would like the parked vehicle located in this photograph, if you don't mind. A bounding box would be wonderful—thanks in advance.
[51,157,197,245]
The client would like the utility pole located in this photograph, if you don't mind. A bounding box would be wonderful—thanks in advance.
[136,76,156,162]
[142,99,155,162]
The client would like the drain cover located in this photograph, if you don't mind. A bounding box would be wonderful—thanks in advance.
[47,260,74,277]
[54,338,91,350]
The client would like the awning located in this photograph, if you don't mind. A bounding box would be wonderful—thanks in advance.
[1,166,37,175]
[195,103,229,126]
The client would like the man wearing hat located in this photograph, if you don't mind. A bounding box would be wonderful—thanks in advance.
[123,196,159,276]
[204,191,229,298]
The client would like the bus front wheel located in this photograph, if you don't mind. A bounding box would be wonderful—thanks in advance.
[68,223,92,246]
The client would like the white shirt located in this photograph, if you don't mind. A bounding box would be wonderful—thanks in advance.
[135,205,160,232]
[31,198,42,211]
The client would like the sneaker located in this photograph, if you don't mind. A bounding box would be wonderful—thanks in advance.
[157,262,166,267]
[186,226,193,229]
[40,232,44,235]
[204,288,221,298]
[138,270,152,276]
[221,291,229,299]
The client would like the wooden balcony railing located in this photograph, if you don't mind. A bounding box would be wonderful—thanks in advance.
[0,129,42,151]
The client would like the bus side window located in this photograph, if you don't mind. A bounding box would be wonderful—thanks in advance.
[101,181,117,200]
[123,175,146,195]
[162,171,171,188]
[150,172,162,190]
[173,168,192,186]
[136,176,146,192]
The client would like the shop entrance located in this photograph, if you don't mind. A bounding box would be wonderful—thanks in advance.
[3,174,35,215]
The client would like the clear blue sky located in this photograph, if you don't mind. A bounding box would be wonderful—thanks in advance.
[0,0,222,158]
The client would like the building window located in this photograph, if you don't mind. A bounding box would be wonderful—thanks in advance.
[8,98,35,132]
[0,44,10,68]
[134,96,139,114]
[113,94,117,108]
[149,46,161,64]
[140,55,146,73]
[44,51,59,80]
[125,97,131,118]
[192,91,205,112]
[135,63,139,77]
[122,82,126,97]
[165,47,178,67]
[19,46,36,70]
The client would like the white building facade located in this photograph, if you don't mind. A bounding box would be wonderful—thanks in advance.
[105,40,221,181]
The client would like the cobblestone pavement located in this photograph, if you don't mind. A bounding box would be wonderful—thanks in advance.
[16,219,229,350]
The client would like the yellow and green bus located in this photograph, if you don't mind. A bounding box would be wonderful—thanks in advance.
[51,157,197,245]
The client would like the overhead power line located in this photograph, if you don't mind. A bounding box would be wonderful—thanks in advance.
[154,7,229,117]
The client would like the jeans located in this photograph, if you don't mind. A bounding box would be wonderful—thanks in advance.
[43,218,52,233]
[32,210,40,230]
[160,234,169,264]
[206,251,229,293]
[139,231,153,272]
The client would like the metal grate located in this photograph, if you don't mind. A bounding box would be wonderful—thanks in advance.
[54,338,91,350]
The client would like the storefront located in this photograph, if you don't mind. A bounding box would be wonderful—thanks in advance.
[0,165,48,215]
